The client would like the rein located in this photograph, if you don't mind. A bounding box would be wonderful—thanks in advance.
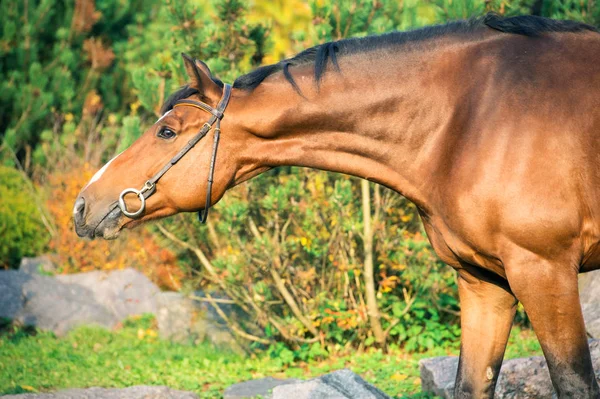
[118,83,232,223]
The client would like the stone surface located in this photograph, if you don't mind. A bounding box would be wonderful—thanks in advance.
[0,268,240,348]
[156,291,240,350]
[57,269,159,321]
[156,292,195,343]
[16,273,117,336]
[0,269,155,336]
[223,377,301,399]
[590,339,600,382]
[0,270,30,319]
[420,355,553,399]
[420,338,600,398]
[271,369,391,399]
[1,386,198,398]
[19,256,57,275]
[189,291,243,349]
[419,356,459,399]
[494,356,553,399]
[580,270,600,338]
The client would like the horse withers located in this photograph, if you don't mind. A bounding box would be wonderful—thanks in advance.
[74,14,600,398]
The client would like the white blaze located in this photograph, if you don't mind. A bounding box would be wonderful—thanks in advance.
[81,110,170,192]
[83,151,124,190]
[156,109,172,124]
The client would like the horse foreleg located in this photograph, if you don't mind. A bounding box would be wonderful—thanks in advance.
[454,269,517,399]
[506,257,600,398]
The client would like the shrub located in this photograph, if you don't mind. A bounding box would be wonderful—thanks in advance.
[0,166,49,268]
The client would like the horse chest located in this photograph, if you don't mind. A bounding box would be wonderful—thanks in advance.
[419,212,507,278]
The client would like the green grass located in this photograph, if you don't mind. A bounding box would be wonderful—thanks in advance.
[0,317,542,398]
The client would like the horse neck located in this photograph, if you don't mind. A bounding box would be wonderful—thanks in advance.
[233,44,467,210]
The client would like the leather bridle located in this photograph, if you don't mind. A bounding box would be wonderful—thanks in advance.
[118,83,232,223]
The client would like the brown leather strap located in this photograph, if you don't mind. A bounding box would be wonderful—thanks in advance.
[173,100,224,119]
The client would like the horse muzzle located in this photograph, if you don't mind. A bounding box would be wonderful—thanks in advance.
[73,196,123,240]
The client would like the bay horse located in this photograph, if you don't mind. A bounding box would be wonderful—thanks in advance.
[74,14,600,398]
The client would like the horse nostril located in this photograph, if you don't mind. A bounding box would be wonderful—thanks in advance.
[73,197,86,224]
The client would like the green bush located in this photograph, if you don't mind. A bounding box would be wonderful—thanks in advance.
[0,166,49,268]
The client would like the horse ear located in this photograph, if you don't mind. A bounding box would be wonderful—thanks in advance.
[181,53,222,104]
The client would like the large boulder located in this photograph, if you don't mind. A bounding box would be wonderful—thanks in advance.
[156,292,196,342]
[419,356,458,398]
[494,356,553,398]
[223,377,301,399]
[580,270,600,338]
[0,268,156,336]
[420,339,600,398]
[0,270,30,319]
[19,256,57,275]
[2,386,198,399]
[271,369,391,399]
[156,291,241,351]
[0,267,241,349]
[420,355,553,398]
[56,269,159,321]
[14,272,117,335]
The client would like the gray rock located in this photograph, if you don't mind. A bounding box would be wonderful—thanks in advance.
[272,369,391,399]
[0,267,244,347]
[495,356,553,399]
[56,269,159,321]
[0,270,148,336]
[580,271,600,338]
[1,267,242,347]
[223,377,301,399]
[16,273,117,336]
[19,256,57,275]
[157,292,195,343]
[590,339,600,381]
[419,357,458,398]
[1,385,198,398]
[156,291,240,351]
[420,339,600,398]
[189,291,244,350]
[0,270,30,319]
[420,355,553,399]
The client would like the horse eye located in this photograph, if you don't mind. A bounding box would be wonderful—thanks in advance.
[157,127,176,140]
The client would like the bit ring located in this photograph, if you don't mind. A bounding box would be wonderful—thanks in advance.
[118,188,145,218]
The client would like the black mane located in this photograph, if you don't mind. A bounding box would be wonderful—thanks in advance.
[232,13,597,93]
[483,13,597,35]
[162,13,597,109]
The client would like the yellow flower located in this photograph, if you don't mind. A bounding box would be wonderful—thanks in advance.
[146,329,158,338]
[391,373,408,381]
[130,101,141,114]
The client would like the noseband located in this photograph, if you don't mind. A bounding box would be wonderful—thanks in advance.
[118,83,232,223]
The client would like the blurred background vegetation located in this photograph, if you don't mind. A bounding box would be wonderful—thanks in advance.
[1,0,598,360]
